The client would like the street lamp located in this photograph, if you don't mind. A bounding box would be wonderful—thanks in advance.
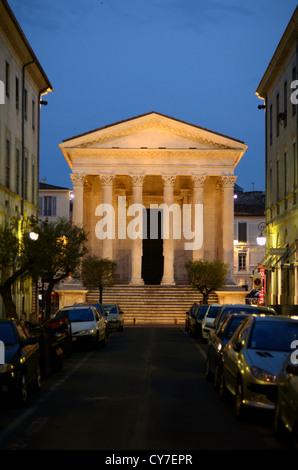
[256,222,267,246]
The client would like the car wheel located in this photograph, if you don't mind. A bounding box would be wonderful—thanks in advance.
[205,357,212,381]
[17,373,28,406]
[219,370,228,401]
[213,362,221,390]
[235,380,246,419]
[32,364,42,392]
[273,399,286,437]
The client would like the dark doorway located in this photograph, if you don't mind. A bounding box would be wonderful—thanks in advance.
[142,209,163,285]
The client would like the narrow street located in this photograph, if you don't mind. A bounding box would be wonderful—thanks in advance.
[0,326,289,451]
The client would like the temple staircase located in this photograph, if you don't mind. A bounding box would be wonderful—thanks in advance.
[86,285,218,325]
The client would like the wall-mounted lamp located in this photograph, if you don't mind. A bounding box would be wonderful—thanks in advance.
[256,222,267,246]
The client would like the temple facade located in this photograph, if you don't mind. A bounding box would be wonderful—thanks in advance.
[59,112,247,286]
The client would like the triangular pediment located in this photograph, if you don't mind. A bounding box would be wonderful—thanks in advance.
[60,112,245,151]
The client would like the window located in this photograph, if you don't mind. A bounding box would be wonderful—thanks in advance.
[15,76,19,110]
[277,159,280,201]
[276,92,280,137]
[5,61,10,98]
[293,66,297,117]
[238,222,247,243]
[238,253,247,271]
[6,138,10,189]
[24,152,28,200]
[269,104,273,145]
[16,145,20,194]
[42,196,57,217]
[284,81,287,127]
[24,89,28,120]
[32,99,35,130]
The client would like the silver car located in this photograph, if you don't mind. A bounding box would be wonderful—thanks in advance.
[201,304,223,340]
[219,315,298,419]
[274,353,298,448]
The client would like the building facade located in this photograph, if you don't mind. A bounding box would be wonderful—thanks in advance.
[0,0,52,318]
[256,6,298,314]
[233,189,266,290]
[59,112,247,286]
[39,180,72,222]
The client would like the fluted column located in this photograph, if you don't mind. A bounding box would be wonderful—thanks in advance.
[130,175,145,285]
[70,173,85,226]
[222,176,237,284]
[161,175,176,285]
[192,175,206,261]
[100,174,114,260]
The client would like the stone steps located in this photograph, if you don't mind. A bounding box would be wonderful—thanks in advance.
[86,285,218,325]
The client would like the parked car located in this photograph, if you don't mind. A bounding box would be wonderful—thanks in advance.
[0,319,41,406]
[209,304,277,345]
[75,303,109,332]
[201,304,223,340]
[102,304,124,331]
[189,304,209,338]
[185,303,199,332]
[53,305,107,348]
[206,313,250,388]
[274,353,298,448]
[219,315,298,419]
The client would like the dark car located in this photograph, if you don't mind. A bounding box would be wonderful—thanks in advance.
[274,353,298,448]
[185,303,199,332]
[209,304,277,345]
[189,304,209,339]
[219,315,298,419]
[102,304,124,331]
[206,313,250,388]
[0,319,41,406]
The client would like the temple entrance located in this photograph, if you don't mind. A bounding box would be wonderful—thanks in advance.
[142,209,164,285]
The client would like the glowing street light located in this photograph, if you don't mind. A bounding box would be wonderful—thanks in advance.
[256,222,267,246]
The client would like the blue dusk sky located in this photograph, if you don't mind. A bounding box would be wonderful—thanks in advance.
[8,0,298,192]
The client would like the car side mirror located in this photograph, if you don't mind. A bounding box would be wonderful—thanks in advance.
[23,337,37,346]
[286,363,298,376]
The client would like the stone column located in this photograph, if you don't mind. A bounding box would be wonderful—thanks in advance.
[130,175,145,285]
[100,174,114,260]
[161,175,176,285]
[192,175,206,261]
[294,263,298,305]
[222,176,237,284]
[70,173,85,226]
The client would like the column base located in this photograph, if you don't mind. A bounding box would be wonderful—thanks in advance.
[130,278,144,285]
[161,277,176,286]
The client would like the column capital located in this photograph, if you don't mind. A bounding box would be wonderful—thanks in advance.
[162,175,176,186]
[222,175,237,188]
[131,175,145,187]
[70,173,85,187]
[192,175,207,188]
[100,174,115,186]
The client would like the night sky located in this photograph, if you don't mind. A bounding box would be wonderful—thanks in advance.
[9,0,298,192]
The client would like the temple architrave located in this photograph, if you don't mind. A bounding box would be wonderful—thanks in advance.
[59,112,247,286]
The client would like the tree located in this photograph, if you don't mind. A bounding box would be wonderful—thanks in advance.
[34,218,87,319]
[185,259,228,303]
[0,217,39,318]
[80,256,117,304]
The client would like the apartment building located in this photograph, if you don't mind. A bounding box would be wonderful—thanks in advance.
[0,0,52,318]
[256,7,298,314]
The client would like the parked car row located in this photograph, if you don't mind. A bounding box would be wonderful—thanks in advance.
[0,302,124,407]
[202,304,298,449]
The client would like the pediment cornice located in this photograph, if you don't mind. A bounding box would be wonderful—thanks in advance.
[75,119,231,150]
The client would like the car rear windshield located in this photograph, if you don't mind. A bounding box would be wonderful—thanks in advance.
[103,305,118,313]
[206,306,222,318]
[249,320,298,351]
[0,323,16,345]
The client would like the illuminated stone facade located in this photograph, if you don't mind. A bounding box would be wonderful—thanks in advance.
[59,112,247,286]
